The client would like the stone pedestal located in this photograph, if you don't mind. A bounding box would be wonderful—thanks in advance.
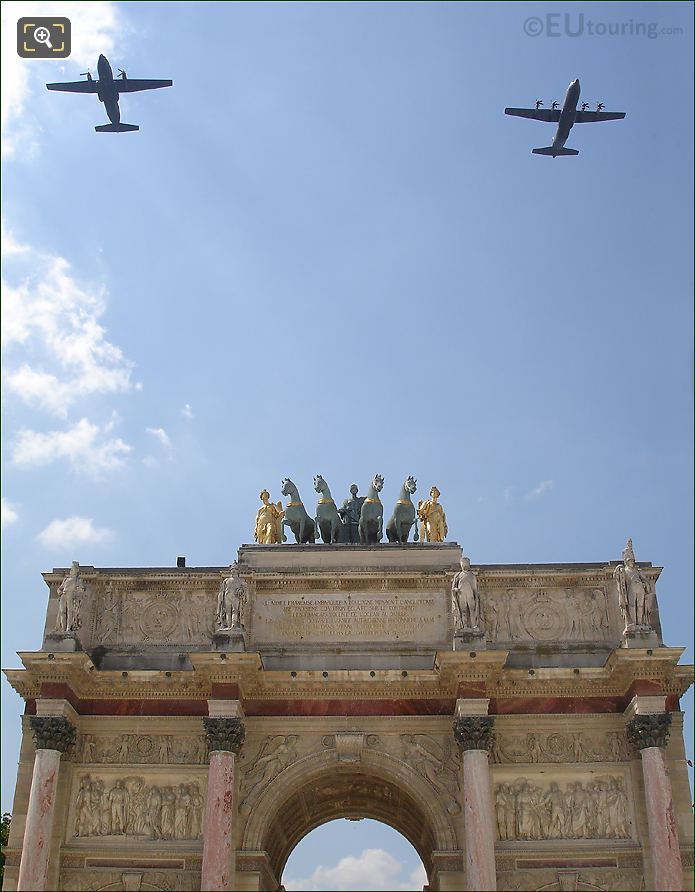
[453,716,496,892]
[17,716,75,891]
[621,625,659,649]
[44,631,81,652]
[213,628,247,652]
[627,713,683,891]
[201,717,245,891]
[453,630,487,651]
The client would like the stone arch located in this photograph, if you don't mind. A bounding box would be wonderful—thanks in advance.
[241,745,459,885]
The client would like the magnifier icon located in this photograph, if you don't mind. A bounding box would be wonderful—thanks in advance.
[33,26,53,48]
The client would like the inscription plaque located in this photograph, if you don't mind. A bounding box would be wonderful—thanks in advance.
[251,590,448,646]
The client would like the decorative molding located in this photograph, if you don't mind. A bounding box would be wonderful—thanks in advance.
[202,717,245,753]
[453,716,494,751]
[29,715,76,752]
[626,713,672,750]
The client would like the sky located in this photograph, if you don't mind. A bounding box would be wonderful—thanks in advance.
[1,1,693,888]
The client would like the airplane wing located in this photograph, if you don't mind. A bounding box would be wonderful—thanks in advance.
[573,110,626,123]
[504,108,561,122]
[116,79,173,93]
[46,81,99,93]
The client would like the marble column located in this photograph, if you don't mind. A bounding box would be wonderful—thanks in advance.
[201,716,245,892]
[17,716,76,891]
[627,713,683,891]
[453,716,497,892]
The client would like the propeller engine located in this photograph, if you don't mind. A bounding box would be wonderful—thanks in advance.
[117,68,127,80]
[597,102,605,111]
[80,70,93,80]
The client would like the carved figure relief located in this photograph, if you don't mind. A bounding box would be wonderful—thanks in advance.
[490,730,631,764]
[78,734,206,765]
[483,588,611,642]
[494,776,632,841]
[117,589,215,647]
[72,775,205,841]
[400,733,461,814]
[239,735,298,809]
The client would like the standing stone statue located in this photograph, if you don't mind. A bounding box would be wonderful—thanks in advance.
[339,485,365,544]
[55,561,84,633]
[452,556,481,633]
[417,486,448,542]
[254,490,284,544]
[216,563,248,631]
[613,538,652,632]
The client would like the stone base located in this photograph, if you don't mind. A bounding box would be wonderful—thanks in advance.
[453,630,487,652]
[44,632,81,652]
[622,626,659,649]
[213,629,246,652]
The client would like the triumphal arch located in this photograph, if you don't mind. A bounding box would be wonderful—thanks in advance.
[3,483,693,892]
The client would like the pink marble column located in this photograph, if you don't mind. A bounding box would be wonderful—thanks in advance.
[628,714,683,891]
[201,717,245,892]
[454,716,497,891]
[17,716,75,891]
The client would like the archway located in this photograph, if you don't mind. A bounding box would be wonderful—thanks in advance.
[240,747,460,890]
[282,818,427,890]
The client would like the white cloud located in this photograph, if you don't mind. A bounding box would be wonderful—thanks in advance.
[146,427,171,449]
[12,417,131,476]
[37,515,111,549]
[2,1,121,157]
[181,403,194,420]
[284,848,426,892]
[2,228,137,416]
[525,480,554,500]
[1,498,19,529]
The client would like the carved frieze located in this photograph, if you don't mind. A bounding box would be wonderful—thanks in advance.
[494,776,633,841]
[59,869,201,891]
[71,773,205,842]
[78,733,207,765]
[483,587,613,643]
[490,730,632,764]
[496,868,644,891]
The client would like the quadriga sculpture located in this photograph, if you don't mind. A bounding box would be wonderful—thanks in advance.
[280,478,316,544]
[386,476,419,543]
[313,475,345,544]
[359,474,384,544]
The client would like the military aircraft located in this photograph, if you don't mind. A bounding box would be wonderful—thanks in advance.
[46,54,172,132]
[505,79,625,157]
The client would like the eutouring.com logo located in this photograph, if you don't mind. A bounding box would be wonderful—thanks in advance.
[523,13,684,40]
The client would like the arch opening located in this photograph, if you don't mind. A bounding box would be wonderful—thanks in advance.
[282,818,427,891]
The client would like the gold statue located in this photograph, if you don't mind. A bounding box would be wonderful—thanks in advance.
[417,486,448,543]
[254,490,284,544]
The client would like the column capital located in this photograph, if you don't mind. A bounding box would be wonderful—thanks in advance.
[28,715,76,753]
[453,715,494,752]
[626,712,672,750]
[203,716,245,753]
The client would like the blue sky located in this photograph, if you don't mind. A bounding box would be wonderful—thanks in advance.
[1,1,692,887]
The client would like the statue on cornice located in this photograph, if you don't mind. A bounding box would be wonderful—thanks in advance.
[216,563,248,630]
[55,561,84,633]
[452,556,481,633]
[613,538,652,632]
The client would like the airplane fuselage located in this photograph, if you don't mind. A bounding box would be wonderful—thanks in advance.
[552,79,581,150]
[96,55,121,124]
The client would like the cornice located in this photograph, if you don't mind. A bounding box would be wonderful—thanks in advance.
[4,647,691,704]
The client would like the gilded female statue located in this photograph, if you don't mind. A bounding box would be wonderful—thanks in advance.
[417,486,448,542]
[254,490,284,544]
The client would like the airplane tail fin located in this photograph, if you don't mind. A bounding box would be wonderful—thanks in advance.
[95,123,139,133]
[532,146,579,156]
